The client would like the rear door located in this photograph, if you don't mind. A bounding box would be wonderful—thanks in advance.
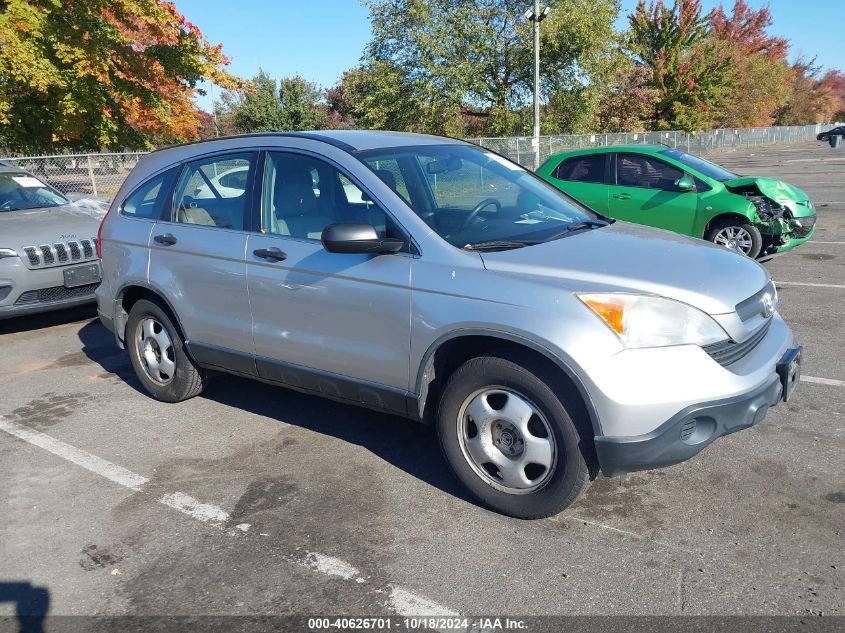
[608,152,698,235]
[545,154,610,212]
[147,151,257,369]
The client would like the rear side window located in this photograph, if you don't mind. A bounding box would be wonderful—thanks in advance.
[121,169,176,219]
[171,153,254,230]
[552,155,607,183]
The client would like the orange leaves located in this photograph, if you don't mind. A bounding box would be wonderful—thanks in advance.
[0,0,242,151]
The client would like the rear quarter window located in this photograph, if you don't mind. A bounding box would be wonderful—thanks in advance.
[121,169,177,220]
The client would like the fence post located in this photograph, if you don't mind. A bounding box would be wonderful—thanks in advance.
[86,154,98,197]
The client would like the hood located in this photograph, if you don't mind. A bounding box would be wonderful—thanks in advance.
[723,177,815,218]
[0,204,102,258]
[478,222,770,316]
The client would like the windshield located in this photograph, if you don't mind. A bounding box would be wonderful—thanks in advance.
[358,144,604,248]
[0,172,68,212]
[659,148,738,182]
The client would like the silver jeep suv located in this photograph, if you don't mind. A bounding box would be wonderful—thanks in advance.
[96,131,801,518]
[0,163,102,319]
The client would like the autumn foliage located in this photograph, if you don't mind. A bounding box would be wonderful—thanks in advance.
[0,0,244,153]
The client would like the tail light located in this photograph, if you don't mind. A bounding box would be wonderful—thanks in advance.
[96,210,109,258]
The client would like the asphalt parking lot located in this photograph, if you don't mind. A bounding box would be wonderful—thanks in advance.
[1,141,843,621]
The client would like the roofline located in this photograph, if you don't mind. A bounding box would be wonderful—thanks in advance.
[153,131,358,155]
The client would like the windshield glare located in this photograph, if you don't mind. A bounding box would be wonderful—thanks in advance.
[360,145,601,248]
[0,173,68,212]
[659,148,737,182]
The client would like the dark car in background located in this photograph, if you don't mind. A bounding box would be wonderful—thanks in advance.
[816,125,845,141]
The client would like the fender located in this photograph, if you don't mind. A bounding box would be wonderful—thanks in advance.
[414,327,603,436]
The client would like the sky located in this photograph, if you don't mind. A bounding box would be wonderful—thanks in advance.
[177,0,845,112]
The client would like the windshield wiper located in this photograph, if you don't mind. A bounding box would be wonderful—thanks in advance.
[463,240,534,251]
[540,220,609,243]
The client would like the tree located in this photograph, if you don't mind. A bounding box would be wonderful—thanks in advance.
[594,55,660,132]
[0,0,243,152]
[626,0,731,131]
[710,1,790,127]
[219,71,334,134]
[349,0,620,136]
[818,70,845,122]
[776,58,830,125]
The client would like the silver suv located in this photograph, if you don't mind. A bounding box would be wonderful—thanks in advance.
[0,163,102,319]
[96,132,802,518]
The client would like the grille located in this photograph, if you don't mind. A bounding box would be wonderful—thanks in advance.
[21,239,96,267]
[679,419,697,442]
[14,283,99,306]
[703,320,771,367]
[54,243,69,262]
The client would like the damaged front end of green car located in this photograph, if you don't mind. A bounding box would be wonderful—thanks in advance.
[722,177,816,256]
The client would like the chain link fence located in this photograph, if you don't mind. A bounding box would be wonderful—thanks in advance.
[469,124,825,168]
[0,124,829,200]
[0,152,147,201]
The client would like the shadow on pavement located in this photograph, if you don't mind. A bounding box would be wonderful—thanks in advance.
[0,304,96,336]
[0,582,49,633]
[76,319,474,506]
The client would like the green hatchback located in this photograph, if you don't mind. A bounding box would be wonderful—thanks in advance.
[537,146,815,258]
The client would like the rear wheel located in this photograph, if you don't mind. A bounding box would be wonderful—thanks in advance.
[126,299,207,402]
[436,354,590,519]
[706,218,763,258]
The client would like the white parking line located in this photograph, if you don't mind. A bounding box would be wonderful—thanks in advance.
[0,416,461,617]
[808,240,845,245]
[299,551,366,583]
[775,281,845,289]
[0,416,232,527]
[802,375,845,387]
[388,586,461,618]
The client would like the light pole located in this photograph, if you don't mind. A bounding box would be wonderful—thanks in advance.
[524,2,550,170]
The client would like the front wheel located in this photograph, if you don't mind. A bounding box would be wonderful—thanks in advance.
[436,354,590,519]
[706,219,763,258]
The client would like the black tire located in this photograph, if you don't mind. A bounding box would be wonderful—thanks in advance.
[436,353,590,519]
[126,299,207,403]
[706,218,763,259]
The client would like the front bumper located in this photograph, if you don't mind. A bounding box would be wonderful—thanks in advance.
[0,258,99,320]
[595,373,783,476]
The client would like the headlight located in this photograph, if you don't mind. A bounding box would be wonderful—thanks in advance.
[577,293,729,348]
[0,248,18,259]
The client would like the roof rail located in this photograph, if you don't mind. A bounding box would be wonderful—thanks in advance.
[153,131,357,154]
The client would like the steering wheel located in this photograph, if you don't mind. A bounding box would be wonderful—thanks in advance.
[461,198,501,229]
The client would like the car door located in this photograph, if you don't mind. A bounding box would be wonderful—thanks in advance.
[607,152,698,235]
[147,151,257,372]
[246,150,412,410]
[546,154,610,212]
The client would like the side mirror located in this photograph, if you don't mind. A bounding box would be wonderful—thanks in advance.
[321,222,405,254]
[676,176,695,192]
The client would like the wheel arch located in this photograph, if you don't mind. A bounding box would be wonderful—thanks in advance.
[414,329,601,438]
[113,282,189,349]
[704,211,759,237]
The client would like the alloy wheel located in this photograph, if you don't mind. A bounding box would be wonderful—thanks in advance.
[713,226,754,254]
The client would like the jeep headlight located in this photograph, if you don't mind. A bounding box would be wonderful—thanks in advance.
[577,293,728,348]
[0,248,18,260]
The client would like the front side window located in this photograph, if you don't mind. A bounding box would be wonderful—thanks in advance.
[0,172,68,212]
[553,155,607,183]
[262,152,394,240]
[658,148,737,182]
[358,144,603,249]
[615,153,684,190]
[172,153,254,229]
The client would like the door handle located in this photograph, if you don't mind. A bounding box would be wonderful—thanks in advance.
[153,233,177,246]
[253,247,287,262]
[612,193,632,200]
